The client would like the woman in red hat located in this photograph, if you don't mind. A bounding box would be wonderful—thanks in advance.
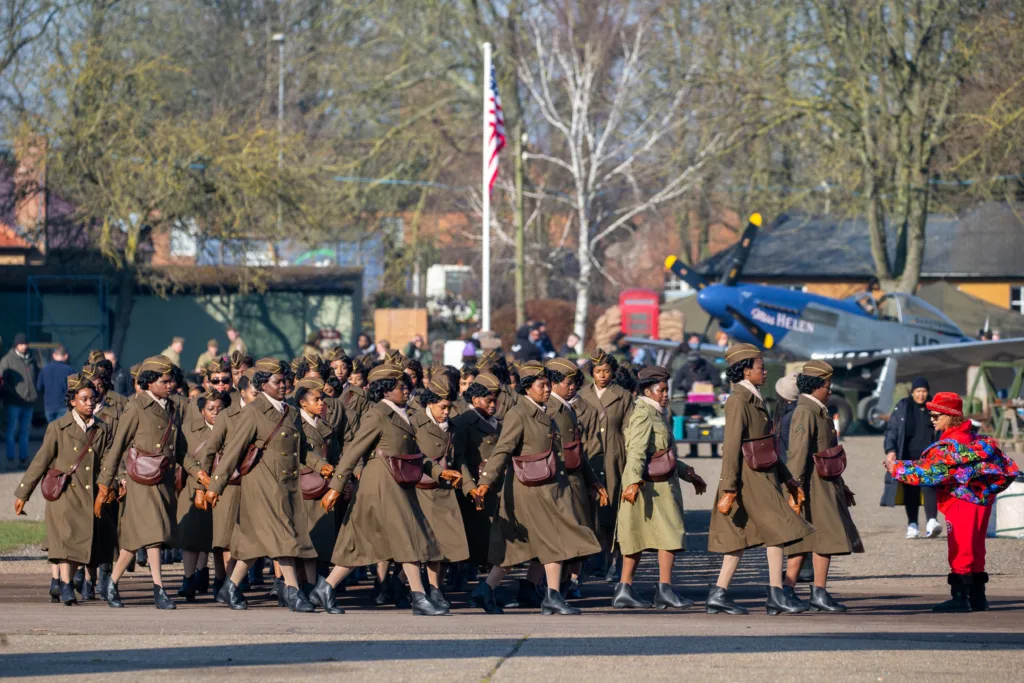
[886,392,1020,612]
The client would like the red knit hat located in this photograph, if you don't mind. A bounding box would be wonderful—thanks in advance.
[926,392,963,417]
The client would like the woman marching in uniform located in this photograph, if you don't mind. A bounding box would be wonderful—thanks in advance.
[294,376,340,585]
[175,389,225,601]
[707,344,813,616]
[782,360,863,612]
[544,358,609,598]
[315,359,464,616]
[94,356,185,609]
[467,361,602,616]
[578,349,633,580]
[341,357,372,435]
[612,366,708,610]
[410,372,470,609]
[202,358,319,612]
[14,374,114,605]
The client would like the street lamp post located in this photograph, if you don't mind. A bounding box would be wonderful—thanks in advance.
[272,32,285,250]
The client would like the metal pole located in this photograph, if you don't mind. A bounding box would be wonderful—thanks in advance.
[481,42,492,333]
[273,32,285,250]
[514,121,526,328]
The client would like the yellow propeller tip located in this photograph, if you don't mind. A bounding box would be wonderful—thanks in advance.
[763,333,775,349]
[664,255,677,269]
[750,213,762,227]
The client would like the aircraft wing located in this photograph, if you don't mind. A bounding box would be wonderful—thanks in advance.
[811,338,1024,379]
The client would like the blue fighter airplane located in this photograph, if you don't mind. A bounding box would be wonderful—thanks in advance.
[634,214,1024,431]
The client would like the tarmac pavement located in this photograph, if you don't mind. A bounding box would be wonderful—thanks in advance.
[2,435,1023,681]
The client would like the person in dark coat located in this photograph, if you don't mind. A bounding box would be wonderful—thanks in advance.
[672,350,724,458]
[1,333,39,464]
[773,373,800,463]
[37,346,75,423]
[883,377,940,539]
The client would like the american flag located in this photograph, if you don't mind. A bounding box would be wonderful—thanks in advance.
[485,64,506,192]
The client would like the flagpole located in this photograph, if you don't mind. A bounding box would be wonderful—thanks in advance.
[481,41,492,333]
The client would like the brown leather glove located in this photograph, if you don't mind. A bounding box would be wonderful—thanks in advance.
[94,484,110,518]
[621,483,641,505]
[785,478,802,499]
[117,480,127,501]
[196,470,211,488]
[14,498,25,516]
[716,491,737,515]
[321,488,341,512]
[788,488,806,515]
[691,472,708,495]
[844,486,856,507]
[440,469,463,489]
[320,463,335,478]
[204,490,220,509]
[469,484,489,511]
[342,481,355,500]
[591,484,610,507]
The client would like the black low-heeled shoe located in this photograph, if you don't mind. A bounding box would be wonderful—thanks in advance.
[211,578,225,601]
[105,581,124,608]
[60,581,77,606]
[72,567,85,593]
[216,579,247,610]
[153,585,176,610]
[517,579,543,609]
[653,583,694,610]
[765,585,806,616]
[808,586,847,613]
[782,585,809,611]
[80,579,95,601]
[705,586,748,615]
[541,588,581,615]
[274,577,287,607]
[195,567,210,594]
[410,590,449,616]
[468,582,503,614]
[49,578,61,603]
[611,582,651,609]
[309,577,345,614]
[177,574,196,602]
[562,578,583,600]
[428,586,451,612]
[286,585,315,613]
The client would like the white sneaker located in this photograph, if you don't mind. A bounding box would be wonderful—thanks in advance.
[906,523,920,539]
[925,518,942,538]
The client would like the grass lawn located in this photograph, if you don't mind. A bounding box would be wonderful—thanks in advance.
[0,520,46,553]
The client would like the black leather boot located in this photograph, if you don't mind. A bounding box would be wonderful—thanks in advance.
[705,586,748,615]
[969,572,989,612]
[153,585,176,610]
[797,563,814,583]
[81,579,95,601]
[390,572,411,608]
[562,577,582,600]
[177,574,196,602]
[808,585,847,612]
[517,579,544,609]
[410,590,449,616]
[97,566,111,597]
[611,582,652,609]
[249,557,266,585]
[933,573,972,613]
[274,577,287,607]
[469,582,504,614]
[136,549,148,568]
[73,566,85,593]
[541,587,581,615]
[429,586,451,611]
[765,585,807,616]
[216,579,247,610]
[60,581,77,606]
[604,552,620,583]
[211,578,224,600]
[286,585,315,613]
[195,567,210,594]
[105,581,124,608]
[309,577,345,614]
[49,577,62,603]
[653,583,694,609]
[782,585,809,611]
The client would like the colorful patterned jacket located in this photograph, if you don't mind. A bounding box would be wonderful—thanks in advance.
[890,434,1020,506]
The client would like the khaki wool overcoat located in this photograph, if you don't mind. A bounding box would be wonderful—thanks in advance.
[300,414,341,562]
[451,407,503,566]
[578,382,633,529]
[191,398,244,550]
[412,408,470,563]
[785,395,864,556]
[176,415,214,552]
[546,396,600,533]
[708,384,813,553]
[479,399,601,568]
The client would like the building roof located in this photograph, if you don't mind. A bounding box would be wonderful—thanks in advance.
[696,202,1024,281]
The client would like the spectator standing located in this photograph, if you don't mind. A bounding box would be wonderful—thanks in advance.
[161,337,185,368]
[37,346,76,423]
[226,327,247,359]
[534,322,556,359]
[355,332,374,357]
[404,334,433,365]
[0,333,39,464]
[558,333,582,358]
[883,377,941,539]
[104,351,132,397]
[194,339,220,373]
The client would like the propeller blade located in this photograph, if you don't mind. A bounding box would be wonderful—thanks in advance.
[726,305,775,350]
[664,255,711,291]
[721,213,762,287]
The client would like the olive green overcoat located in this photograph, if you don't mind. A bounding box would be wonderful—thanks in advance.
[191,398,244,550]
[546,395,600,533]
[451,407,503,566]
[412,408,470,563]
[578,382,633,529]
[300,413,340,562]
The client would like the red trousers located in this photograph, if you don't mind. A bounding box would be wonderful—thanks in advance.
[940,494,992,574]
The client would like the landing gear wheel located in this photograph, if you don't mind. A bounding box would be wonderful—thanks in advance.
[857,396,887,433]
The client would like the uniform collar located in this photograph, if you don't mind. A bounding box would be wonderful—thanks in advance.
[803,393,827,412]
[638,396,664,414]
[425,405,449,432]
[549,392,574,413]
[738,380,763,402]
[72,410,94,433]
[525,396,547,413]
[262,393,286,413]
[146,390,167,410]
[300,409,319,428]
[381,399,410,425]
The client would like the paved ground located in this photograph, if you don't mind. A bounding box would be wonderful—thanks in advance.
[2,436,1023,681]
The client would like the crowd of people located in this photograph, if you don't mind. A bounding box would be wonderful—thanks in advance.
[10,335,1019,616]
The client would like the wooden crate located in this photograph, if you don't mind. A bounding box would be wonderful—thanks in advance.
[373,308,428,349]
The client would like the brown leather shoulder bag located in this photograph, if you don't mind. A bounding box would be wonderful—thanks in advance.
[41,426,99,502]
[643,448,676,482]
[300,442,332,500]
[126,418,175,486]
[379,448,425,485]
[417,432,452,490]
[239,410,289,476]
[813,444,847,478]
[512,433,556,486]
[741,434,779,472]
